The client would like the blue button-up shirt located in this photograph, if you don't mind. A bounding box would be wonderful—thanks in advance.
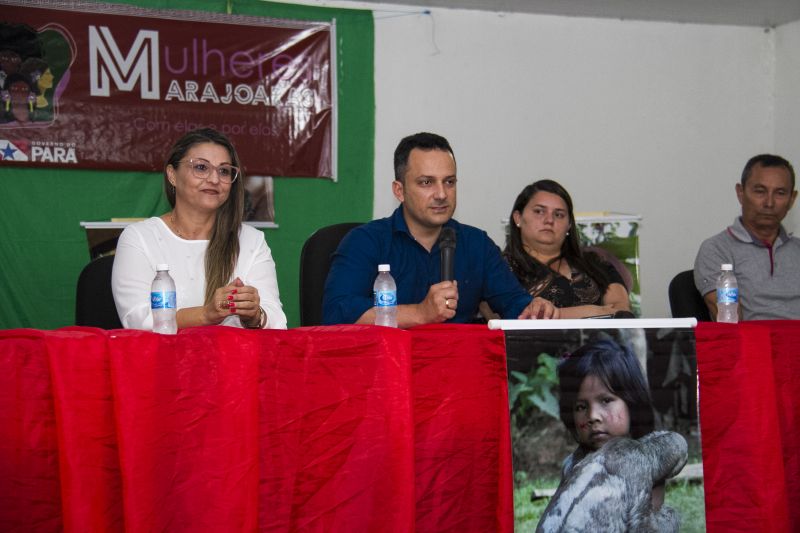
[322,206,533,324]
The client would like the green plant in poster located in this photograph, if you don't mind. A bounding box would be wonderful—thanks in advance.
[509,352,560,421]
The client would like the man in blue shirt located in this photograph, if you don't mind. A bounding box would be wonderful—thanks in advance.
[322,132,559,326]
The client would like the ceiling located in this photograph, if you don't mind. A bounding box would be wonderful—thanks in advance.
[362,0,800,27]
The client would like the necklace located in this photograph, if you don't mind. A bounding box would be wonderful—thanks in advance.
[170,212,186,239]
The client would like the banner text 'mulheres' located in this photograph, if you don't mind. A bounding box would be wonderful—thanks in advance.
[164,40,309,83]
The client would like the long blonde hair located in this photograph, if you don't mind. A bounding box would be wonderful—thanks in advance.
[163,128,245,304]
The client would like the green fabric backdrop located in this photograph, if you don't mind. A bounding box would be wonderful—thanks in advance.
[0,0,374,329]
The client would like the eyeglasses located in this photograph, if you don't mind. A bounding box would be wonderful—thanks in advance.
[178,158,240,184]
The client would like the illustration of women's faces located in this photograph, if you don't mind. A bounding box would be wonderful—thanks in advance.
[0,50,21,76]
[35,69,53,108]
[8,80,33,122]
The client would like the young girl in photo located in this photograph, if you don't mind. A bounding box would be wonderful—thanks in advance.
[536,338,688,532]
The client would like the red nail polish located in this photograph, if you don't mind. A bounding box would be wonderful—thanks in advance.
[227,295,233,300]
[232,289,238,295]
[229,308,235,314]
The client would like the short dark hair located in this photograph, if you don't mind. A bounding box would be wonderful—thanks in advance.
[557,337,654,445]
[741,154,795,190]
[393,132,455,183]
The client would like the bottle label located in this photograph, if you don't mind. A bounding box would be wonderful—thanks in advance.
[374,289,397,307]
[151,291,177,309]
[717,287,738,304]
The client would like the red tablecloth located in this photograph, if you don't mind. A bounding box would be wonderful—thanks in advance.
[0,325,511,533]
[11,320,797,532]
[696,321,800,533]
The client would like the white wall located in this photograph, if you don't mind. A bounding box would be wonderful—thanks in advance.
[281,1,789,317]
[775,19,800,233]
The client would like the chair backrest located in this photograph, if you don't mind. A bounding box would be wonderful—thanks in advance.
[584,245,633,293]
[75,254,123,329]
[299,222,362,327]
[668,269,711,322]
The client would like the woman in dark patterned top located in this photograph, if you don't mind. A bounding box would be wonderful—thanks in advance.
[504,180,631,319]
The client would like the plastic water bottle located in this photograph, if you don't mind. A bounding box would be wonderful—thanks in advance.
[716,264,738,323]
[151,263,177,334]
[373,264,397,327]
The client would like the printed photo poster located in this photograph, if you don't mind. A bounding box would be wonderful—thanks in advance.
[0,0,336,179]
[505,327,705,532]
[576,214,642,316]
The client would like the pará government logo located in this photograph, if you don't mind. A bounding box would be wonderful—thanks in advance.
[0,140,29,161]
[0,139,78,164]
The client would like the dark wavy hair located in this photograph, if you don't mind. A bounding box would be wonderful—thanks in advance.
[504,179,611,294]
[558,338,655,445]
[163,128,244,305]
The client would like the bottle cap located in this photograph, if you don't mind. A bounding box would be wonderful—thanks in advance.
[156,263,170,271]
[721,264,733,271]
[378,264,390,272]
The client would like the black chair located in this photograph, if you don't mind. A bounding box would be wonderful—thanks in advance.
[75,255,123,329]
[668,269,711,322]
[299,222,362,326]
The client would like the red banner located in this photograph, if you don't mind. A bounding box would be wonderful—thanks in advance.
[0,1,335,177]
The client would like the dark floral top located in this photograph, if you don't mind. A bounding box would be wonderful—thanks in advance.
[503,252,625,308]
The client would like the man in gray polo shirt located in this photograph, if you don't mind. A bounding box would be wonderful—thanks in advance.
[694,154,800,320]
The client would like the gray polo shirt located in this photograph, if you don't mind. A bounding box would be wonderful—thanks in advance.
[694,217,800,320]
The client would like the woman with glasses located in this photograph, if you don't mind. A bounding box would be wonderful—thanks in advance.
[112,128,287,330]
[502,179,631,319]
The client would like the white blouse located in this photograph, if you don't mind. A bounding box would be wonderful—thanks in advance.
[111,217,287,330]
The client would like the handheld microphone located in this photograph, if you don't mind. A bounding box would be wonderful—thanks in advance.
[439,227,457,282]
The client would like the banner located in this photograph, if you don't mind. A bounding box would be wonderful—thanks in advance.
[505,326,704,530]
[0,1,336,178]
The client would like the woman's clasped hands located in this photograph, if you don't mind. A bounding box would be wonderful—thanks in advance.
[204,277,265,328]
